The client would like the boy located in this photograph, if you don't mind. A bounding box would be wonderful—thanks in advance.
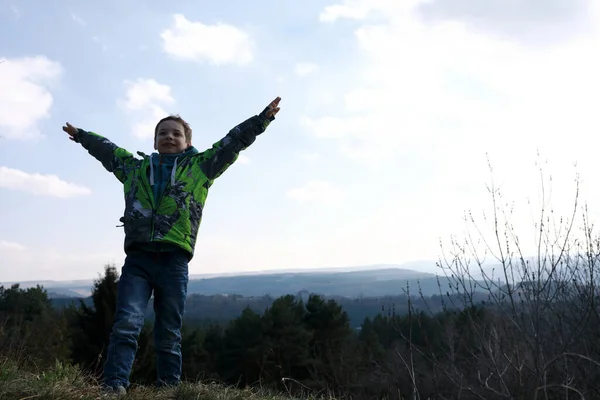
[62,97,281,395]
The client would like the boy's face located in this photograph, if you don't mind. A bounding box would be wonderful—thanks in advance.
[154,119,190,154]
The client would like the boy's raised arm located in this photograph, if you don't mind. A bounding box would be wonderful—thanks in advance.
[198,97,281,181]
[62,122,140,183]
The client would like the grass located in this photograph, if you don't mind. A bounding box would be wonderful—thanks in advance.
[0,358,327,400]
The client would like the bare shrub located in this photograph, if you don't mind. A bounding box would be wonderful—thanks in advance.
[388,157,600,399]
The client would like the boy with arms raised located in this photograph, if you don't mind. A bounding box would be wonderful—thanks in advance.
[62,97,282,395]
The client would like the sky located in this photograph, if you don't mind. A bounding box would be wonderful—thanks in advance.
[1,0,600,282]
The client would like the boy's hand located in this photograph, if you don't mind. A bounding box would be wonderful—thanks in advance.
[260,97,281,121]
[62,122,79,142]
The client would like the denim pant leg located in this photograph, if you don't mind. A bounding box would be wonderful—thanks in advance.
[103,251,153,388]
[153,250,189,386]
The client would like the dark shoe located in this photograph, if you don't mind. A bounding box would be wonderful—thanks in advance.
[102,384,127,397]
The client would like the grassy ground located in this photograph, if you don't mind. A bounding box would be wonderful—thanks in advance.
[0,358,326,400]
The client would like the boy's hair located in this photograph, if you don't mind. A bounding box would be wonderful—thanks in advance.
[154,115,193,142]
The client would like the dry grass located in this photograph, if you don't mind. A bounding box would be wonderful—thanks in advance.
[0,358,325,400]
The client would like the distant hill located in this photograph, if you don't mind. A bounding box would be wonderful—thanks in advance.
[4,258,551,299]
[184,267,448,298]
[0,278,95,298]
[45,288,85,298]
[4,262,446,298]
[43,264,490,328]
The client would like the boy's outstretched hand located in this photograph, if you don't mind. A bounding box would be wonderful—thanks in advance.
[261,97,281,121]
[62,122,79,142]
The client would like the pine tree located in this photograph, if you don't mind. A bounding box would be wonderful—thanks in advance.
[218,307,266,386]
[68,264,154,380]
[0,284,71,368]
[261,295,312,388]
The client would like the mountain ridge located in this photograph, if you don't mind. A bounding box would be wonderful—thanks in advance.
[2,262,442,298]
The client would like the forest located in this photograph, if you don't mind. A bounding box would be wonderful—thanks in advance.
[51,286,489,330]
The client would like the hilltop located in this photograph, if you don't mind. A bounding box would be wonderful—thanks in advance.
[0,358,326,400]
[3,262,447,298]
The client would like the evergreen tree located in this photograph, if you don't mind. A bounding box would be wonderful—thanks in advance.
[180,327,212,382]
[261,295,312,388]
[303,294,352,389]
[218,307,266,386]
[69,264,154,379]
[0,284,71,368]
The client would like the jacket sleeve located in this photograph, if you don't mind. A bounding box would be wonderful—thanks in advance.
[198,114,273,181]
[73,129,141,183]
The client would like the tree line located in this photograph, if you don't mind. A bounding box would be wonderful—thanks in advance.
[52,286,483,330]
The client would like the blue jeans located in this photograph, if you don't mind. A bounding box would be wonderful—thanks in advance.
[102,247,189,388]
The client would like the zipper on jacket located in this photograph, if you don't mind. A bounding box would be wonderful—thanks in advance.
[141,182,156,241]
[154,155,188,207]
[140,157,156,241]
[142,155,188,242]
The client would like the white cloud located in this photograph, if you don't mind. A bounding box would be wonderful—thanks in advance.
[319,2,373,22]
[0,56,62,140]
[416,0,594,46]
[70,12,86,27]
[119,78,175,139]
[0,240,26,252]
[301,115,366,140]
[10,4,19,18]
[286,181,346,205]
[298,0,600,261]
[301,114,398,161]
[299,152,322,163]
[160,14,253,66]
[294,62,318,77]
[319,0,418,22]
[307,0,600,166]
[0,166,92,198]
[92,36,108,51]
[123,78,174,111]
